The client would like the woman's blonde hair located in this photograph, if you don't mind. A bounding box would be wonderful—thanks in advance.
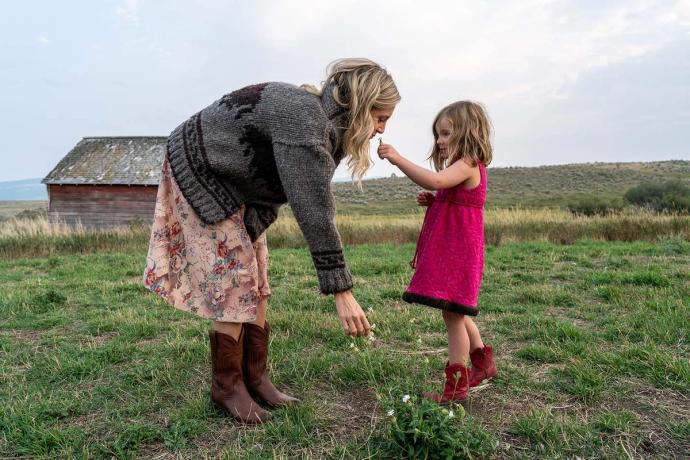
[303,58,400,181]
[429,101,493,171]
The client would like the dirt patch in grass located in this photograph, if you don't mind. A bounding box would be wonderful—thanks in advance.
[6,328,44,345]
[136,336,163,347]
[186,415,263,453]
[135,441,173,460]
[328,386,380,432]
[83,331,119,346]
[620,378,690,421]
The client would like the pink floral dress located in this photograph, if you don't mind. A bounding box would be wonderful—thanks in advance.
[143,159,271,323]
[402,164,487,316]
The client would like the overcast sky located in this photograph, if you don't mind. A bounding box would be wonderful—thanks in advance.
[1,0,689,182]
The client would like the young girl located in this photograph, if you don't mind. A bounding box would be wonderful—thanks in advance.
[377,101,497,404]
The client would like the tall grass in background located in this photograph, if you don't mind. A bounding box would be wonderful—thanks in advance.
[1,209,689,259]
[0,218,150,259]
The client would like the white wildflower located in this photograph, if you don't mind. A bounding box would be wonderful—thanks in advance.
[448,409,455,418]
[387,409,394,417]
[402,394,411,403]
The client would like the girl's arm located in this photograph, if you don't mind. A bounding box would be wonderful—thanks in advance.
[377,143,475,190]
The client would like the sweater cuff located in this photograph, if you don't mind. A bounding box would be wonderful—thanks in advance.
[316,266,354,295]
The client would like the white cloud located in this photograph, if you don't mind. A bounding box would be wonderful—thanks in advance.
[242,0,690,105]
[116,0,140,23]
[245,0,358,48]
[37,36,50,44]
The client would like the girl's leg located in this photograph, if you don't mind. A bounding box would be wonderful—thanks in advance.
[464,317,485,352]
[213,321,242,340]
[423,310,471,403]
[443,310,470,365]
[464,316,497,387]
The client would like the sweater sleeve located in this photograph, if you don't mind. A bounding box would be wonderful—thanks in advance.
[272,141,353,295]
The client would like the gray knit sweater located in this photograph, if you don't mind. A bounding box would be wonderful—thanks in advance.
[166,82,353,294]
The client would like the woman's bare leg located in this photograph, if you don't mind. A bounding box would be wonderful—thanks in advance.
[213,321,242,340]
[250,297,268,328]
[212,295,268,338]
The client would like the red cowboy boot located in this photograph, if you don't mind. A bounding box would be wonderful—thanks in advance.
[469,345,497,388]
[209,329,269,424]
[422,361,470,404]
[243,322,300,408]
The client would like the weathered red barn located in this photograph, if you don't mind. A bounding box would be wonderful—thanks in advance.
[42,136,166,228]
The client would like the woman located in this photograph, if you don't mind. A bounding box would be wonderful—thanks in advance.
[144,58,400,424]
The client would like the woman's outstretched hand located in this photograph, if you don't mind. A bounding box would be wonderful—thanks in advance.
[417,191,435,207]
[334,290,371,336]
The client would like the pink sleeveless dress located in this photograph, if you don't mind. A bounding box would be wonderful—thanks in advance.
[402,164,486,316]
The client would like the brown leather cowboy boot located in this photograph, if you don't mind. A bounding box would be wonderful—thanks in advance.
[243,321,300,408]
[208,329,269,424]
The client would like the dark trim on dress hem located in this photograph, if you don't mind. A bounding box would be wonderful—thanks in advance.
[402,292,479,316]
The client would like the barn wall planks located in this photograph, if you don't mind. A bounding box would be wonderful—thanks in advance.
[47,185,158,227]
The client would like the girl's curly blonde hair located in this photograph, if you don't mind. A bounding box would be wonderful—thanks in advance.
[429,101,493,171]
[303,58,400,181]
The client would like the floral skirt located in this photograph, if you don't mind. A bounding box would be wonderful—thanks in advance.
[143,159,271,323]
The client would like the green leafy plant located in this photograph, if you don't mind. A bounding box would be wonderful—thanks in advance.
[380,394,497,459]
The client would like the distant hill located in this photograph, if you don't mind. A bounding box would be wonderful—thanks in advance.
[0,178,47,201]
[1,161,688,217]
[332,160,690,213]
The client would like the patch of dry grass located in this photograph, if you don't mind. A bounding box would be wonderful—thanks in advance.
[1,209,689,259]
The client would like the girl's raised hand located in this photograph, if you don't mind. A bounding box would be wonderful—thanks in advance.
[377,142,401,165]
[416,191,435,207]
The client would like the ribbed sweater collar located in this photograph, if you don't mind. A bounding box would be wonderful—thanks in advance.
[320,81,348,122]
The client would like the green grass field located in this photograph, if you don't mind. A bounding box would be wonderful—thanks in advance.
[1,239,688,458]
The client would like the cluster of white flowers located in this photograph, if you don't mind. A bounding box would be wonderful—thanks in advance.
[368,323,377,342]
[441,408,455,418]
